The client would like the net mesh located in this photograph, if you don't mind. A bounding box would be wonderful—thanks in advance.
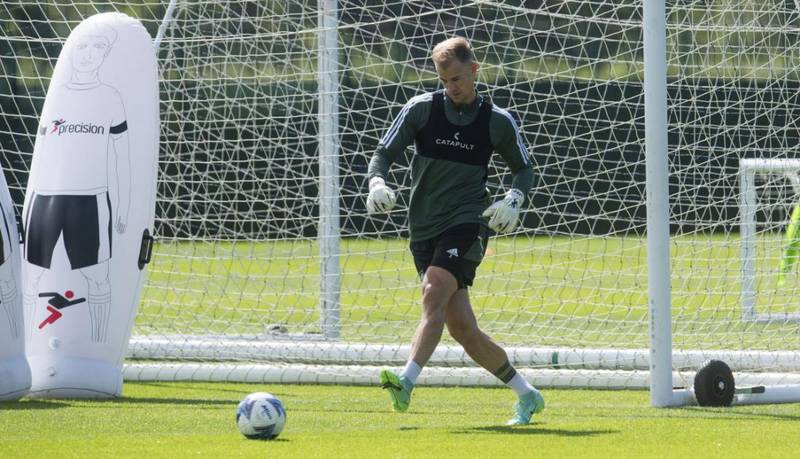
[2,0,800,387]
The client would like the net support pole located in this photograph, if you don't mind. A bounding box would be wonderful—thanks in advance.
[317,0,341,340]
[643,0,676,407]
[153,0,179,51]
[739,160,758,321]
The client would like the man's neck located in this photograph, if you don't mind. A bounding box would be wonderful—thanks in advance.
[445,91,480,111]
[70,71,100,85]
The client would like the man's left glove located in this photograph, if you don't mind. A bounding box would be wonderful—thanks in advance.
[482,188,524,233]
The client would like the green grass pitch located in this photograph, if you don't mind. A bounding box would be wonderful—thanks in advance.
[2,382,799,458]
[6,236,799,457]
[140,234,800,350]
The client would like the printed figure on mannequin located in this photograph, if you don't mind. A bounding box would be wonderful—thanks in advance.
[25,21,131,344]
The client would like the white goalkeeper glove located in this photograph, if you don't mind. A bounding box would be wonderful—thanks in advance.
[366,177,396,214]
[482,188,524,233]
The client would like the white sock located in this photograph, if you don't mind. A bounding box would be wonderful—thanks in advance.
[401,360,422,385]
[23,291,37,338]
[89,292,112,343]
[506,373,535,397]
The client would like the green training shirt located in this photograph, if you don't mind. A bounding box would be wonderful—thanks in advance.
[368,89,534,241]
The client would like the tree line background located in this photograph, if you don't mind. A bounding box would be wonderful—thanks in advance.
[2,1,800,239]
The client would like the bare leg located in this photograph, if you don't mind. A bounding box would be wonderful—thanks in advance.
[445,288,509,372]
[407,266,458,367]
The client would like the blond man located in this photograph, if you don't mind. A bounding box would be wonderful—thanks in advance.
[367,37,544,425]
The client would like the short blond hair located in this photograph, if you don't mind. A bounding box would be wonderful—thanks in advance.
[432,37,475,68]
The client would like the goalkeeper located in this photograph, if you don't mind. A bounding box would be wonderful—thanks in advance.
[367,37,544,426]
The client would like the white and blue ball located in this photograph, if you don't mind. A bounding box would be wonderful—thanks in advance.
[236,392,286,440]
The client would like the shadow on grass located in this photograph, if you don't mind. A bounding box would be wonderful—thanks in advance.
[4,397,236,407]
[455,425,619,437]
[243,438,290,443]
[677,406,800,421]
[0,400,71,410]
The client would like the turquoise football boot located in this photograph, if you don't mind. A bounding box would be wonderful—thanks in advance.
[506,389,545,426]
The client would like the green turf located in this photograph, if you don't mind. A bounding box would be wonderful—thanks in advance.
[2,382,798,458]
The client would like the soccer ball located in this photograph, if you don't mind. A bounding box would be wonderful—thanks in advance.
[236,392,287,440]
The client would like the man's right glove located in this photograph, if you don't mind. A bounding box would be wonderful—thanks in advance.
[366,177,396,214]
[482,188,524,233]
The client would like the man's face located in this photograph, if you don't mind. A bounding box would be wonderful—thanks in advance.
[71,35,111,73]
[435,59,478,106]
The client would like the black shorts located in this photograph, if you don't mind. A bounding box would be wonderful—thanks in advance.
[24,193,112,270]
[409,223,489,289]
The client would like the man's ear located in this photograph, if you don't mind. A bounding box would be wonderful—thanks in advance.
[101,38,114,58]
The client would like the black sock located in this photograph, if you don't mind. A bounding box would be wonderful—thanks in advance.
[492,360,517,384]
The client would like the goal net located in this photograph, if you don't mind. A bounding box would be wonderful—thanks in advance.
[2,0,800,395]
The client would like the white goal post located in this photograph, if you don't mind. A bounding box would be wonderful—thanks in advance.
[739,158,800,323]
[3,1,800,407]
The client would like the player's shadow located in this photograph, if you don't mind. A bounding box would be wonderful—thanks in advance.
[455,425,618,437]
[0,400,71,410]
